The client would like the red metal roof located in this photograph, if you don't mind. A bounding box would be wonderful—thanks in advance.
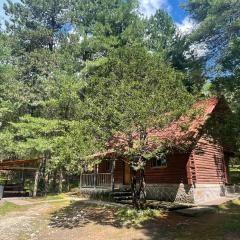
[108,97,220,152]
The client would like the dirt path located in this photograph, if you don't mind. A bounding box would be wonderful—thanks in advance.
[0,203,53,240]
[0,199,169,240]
[0,198,239,240]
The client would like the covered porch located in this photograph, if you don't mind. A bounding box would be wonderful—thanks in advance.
[80,158,131,191]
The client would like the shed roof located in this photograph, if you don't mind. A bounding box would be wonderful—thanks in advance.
[0,159,41,170]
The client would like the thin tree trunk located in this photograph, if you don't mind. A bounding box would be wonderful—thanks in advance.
[139,168,146,209]
[131,170,140,209]
[53,170,57,193]
[42,157,47,196]
[33,169,40,197]
[66,174,70,192]
[59,168,63,193]
[45,174,49,194]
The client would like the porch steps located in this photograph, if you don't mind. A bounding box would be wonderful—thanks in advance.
[111,189,132,204]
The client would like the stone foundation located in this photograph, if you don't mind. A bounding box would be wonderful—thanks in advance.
[192,184,226,204]
[80,183,240,204]
[146,183,240,204]
[145,184,194,203]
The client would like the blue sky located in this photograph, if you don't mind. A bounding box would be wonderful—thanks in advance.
[0,0,189,25]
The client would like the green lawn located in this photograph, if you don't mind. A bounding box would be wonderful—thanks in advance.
[0,201,30,216]
[230,165,240,184]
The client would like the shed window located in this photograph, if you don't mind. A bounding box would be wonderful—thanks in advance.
[151,157,167,168]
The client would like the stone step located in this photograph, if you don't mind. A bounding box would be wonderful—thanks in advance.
[113,196,132,201]
[114,199,132,205]
[174,206,216,217]
[111,191,132,197]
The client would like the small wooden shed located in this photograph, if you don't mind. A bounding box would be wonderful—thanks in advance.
[0,159,41,197]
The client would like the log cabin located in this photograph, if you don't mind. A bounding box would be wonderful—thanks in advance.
[80,97,235,204]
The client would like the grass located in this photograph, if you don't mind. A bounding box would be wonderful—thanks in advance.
[174,199,240,239]
[0,197,239,239]
[31,193,66,201]
[220,199,240,233]
[230,165,240,184]
[115,207,163,225]
[0,201,30,216]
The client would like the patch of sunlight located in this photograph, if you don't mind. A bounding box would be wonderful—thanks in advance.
[32,193,66,201]
[0,201,29,216]
[218,204,229,210]
[115,207,163,225]
[232,199,240,206]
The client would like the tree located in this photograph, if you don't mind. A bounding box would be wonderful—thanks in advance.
[145,9,206,93]
[4,0,74,52]
[83,46,193,208]
[184,0,240,79]
[184,0,240,154]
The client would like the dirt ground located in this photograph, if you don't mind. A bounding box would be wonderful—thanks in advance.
[0,197,240,240]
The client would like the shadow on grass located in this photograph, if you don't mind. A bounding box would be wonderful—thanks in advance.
[48,199,240,240]
[48,200,194,240]
[49,201,125,229]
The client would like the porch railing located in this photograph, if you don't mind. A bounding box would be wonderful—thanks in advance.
[81,173,112,188]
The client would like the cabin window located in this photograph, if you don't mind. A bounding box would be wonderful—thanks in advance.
[151,157,167,168]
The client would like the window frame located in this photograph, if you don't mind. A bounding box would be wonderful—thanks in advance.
[150,157,167,169]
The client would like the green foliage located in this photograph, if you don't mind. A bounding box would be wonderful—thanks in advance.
[185,0,240,154]
[230,165,240,184]
[115,207,162,225]
[84,46,194,171]
[0,0,220,195]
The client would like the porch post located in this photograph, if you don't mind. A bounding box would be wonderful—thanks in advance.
[111,160,116,192]
[94,165,97,189]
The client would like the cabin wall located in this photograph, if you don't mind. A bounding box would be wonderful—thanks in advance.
[145,154,189,184]
[189,135,229,203]
[191,135,227,184]
[143,154,194,202]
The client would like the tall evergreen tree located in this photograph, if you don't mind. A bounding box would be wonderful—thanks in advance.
[184,0,240,152]
[83,46,193,208]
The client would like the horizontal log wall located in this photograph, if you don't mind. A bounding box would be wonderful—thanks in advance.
[190,135,227,184]
[144,154,189,184]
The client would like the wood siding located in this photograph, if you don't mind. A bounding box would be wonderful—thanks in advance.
[144,154,189,184]
[190,135,228,184]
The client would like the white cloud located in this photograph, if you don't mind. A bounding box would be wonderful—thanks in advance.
[176,16,197,35]
[190,42,208,58]
[140,0,171,17]
[176,17,208,58]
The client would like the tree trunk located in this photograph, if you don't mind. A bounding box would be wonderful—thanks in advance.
[138,169,146,208]
[131,168,146,209]
[52,170,57,193]
[42,157,47,196]
[33,169,40,197]
[66,174,70,192]
[131,169,139,209]
[59,168,63,193]
[45,174,49,194]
